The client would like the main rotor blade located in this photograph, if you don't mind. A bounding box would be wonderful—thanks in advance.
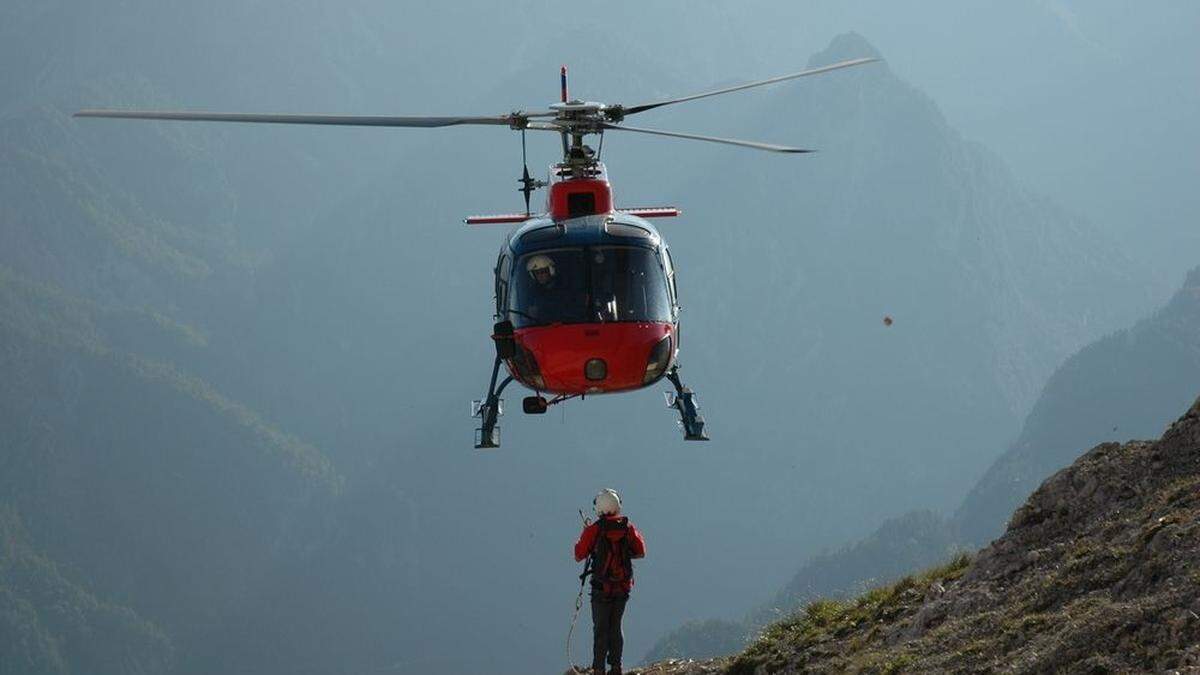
[621,57,878,116]
[602,123,812,153]
[73,110,538,128]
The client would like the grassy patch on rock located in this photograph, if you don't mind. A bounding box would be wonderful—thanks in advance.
[729,553,971,674]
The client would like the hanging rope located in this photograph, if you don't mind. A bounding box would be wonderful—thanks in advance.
[567,510,593,673]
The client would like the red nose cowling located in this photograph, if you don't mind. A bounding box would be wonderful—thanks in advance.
[511,322,674,395]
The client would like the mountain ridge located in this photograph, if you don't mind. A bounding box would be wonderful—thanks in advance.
[633,394,1200,673]
[645,263,1199,665]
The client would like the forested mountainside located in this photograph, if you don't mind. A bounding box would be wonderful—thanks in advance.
[0,505,172,674]
[646,264,1200,664]
[635,396,1200,673]
[0,264,339,672]
[0,262,433,674]
[0,57,415,675]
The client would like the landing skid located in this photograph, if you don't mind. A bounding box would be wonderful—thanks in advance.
[474,358,709,448]
[665,366,709,441]
[472,353,512,449]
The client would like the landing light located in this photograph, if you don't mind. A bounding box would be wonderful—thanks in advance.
[585,358,607,381]
[644,336,672,383]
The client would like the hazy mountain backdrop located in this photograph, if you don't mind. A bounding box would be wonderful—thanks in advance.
[1,3,1196,673]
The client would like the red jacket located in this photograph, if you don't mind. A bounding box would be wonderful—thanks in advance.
[574,515,646,595]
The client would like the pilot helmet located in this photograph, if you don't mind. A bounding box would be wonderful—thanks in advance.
[526,254,556,281]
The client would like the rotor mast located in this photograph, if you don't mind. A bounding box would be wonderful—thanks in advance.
[549,65,602,178]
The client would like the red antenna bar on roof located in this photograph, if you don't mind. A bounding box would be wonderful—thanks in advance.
[560,65,568,103]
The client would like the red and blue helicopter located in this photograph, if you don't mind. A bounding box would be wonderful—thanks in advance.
[76,57,876,448]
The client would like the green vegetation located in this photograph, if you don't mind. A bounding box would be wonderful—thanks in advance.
[728,553,971,674]
[0,507,175,674]
[0,265,109,354]
[120,353,339,488]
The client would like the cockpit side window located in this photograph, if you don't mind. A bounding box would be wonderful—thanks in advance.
[495,254,511,316]
[664,247,678,307]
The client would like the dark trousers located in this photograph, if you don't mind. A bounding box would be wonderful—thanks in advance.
[591,595,628,669]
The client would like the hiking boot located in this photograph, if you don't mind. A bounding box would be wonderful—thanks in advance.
[607,667,622,675]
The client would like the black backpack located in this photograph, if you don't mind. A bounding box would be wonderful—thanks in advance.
[588,516,634,595]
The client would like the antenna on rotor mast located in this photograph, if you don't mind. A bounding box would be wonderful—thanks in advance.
[518,129,546,216]
[559,65,570,157]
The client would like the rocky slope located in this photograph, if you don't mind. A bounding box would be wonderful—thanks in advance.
[647,264,1200,663]
[644,512,961,665]
[631,396,1200,673]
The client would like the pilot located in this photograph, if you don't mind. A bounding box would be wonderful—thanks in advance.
[525,254,567,321]
[527,254,557,288]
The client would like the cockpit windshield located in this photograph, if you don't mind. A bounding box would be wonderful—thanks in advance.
[509,246,672,327]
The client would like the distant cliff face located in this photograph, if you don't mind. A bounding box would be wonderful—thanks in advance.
[640,31,1174,663]
[644,264,1199,665]
[636,396,1200,674]
[663,31,1152,526]
[956,265,1200,543]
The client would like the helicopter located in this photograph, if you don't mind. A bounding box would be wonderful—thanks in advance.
[75,56,877,448]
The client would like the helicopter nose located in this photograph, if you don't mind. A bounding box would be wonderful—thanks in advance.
[513,322,674,394]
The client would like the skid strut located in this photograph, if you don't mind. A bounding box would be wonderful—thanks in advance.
[474,353,513,449]
[665,366,709,441]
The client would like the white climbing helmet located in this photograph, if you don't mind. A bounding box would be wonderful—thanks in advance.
[594,488,621,516]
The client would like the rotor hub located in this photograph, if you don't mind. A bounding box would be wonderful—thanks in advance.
[548,100,605,114]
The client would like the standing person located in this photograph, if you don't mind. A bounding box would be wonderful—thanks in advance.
[574,488,646,675]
